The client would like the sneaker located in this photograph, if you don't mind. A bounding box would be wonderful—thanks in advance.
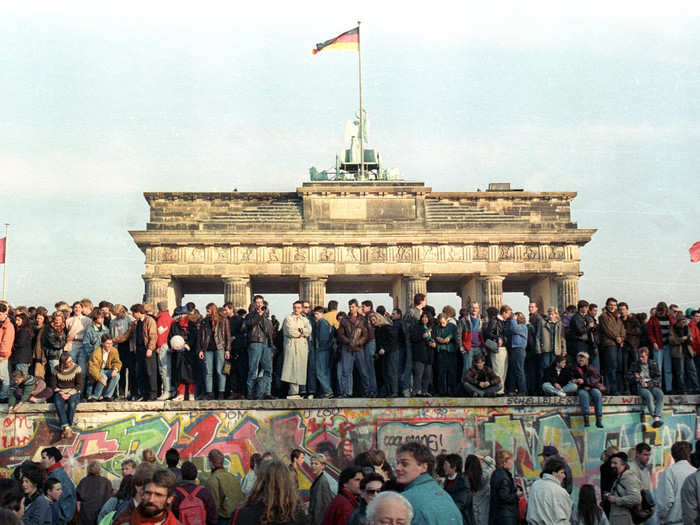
[172,394,185,401]
[156,393,170,401]
[320,392,334,399]
[652,417,664,428]
[306,394,315,400]
[286,394,302,400]
[558,391,567,398]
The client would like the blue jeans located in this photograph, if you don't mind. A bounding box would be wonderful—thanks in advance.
[542,381,578,396]
[54,393,80,429]
[653,345,673,392]
[90,370,120,399]
[0,359,9,399]
[247,343,272,399]
[506,347,527,394]
[340,348,370,396]
[205,349,226,393]
[672,354,699,393]
[400,343,413,393]
[602,346,618,394]
[686,354,700,393]
[639,387,664,418]
[68,346,89,394]
[578,388,602,418]
[314,348,333,396]
[364,340,377,394]
[158,346,173,396]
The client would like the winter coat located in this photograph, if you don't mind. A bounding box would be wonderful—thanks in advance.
[525,473,572,525]
[402,473,462,525]
[484,317,504,348]
[322,489,359,525]
[445,474,474,525]
[87,345,122,383]
[234,503,308,525]
[313,318,335,353]
[599,309,625,348]
[206,468,243,519]
[609,469,641,525]
[0,316,15,359]
[243,310,276,347]
[82,322,109,355]
[488,468,519,525]
[281,314,312,385]
[622,316,641,349]
[76,473,113,525]
[543,363,575,387]
[542,320,567,356]
[656,459,696,525]
[626,359,661,393]
[309,472,334,525]
[337,315,369,351]
[465,365,500,388]
[23,491,53,525]
[46,463,76,524]
[12,327,32,365]
[566,312,590,354]
[168,320,198,385]
[528,312,545,354]
[410,323,433,364]
[458,315,484,352]
[126,315,158,351]
[571,364,605,392]
[32,325,47,379]
[434,323,458,352]
[171,483,218,525]
[647,314,674,350]
[681,470,700,525]
[230,314,247,353]
[156,311,173,348]
[506,319,527,349]
[197,316,232,353]
[375,324,394,354]
[670,324,693,358]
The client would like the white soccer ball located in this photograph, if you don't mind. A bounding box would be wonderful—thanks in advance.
[170,335,186,351]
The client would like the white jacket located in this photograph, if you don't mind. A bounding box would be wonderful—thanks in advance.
[657,459,696,524]
[525,474,571,525]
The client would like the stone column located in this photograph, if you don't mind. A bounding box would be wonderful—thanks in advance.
[299,276,327,308]
[555,274,579,313]
[223,275,251,311]
[458,276,480,310]
[391,276,406,312]
[402,274,429,312]
[167,279,183,310]
[479,275,505,312]
[143,275,171,310]
[527,276,552,313]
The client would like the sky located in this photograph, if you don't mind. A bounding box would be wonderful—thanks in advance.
[1,1,699,316]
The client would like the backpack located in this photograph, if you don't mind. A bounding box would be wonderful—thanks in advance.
[176,486,206,525]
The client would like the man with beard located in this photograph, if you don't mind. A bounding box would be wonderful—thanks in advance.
[115,469,178,525]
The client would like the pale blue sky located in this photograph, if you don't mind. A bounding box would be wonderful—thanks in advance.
[2,2,699,316]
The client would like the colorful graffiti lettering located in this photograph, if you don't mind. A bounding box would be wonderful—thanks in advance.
[0,401,696,495]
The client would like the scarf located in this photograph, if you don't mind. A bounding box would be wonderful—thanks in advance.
[178,316,189,329]
[130,506,178,525]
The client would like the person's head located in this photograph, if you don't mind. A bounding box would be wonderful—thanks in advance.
[71,301,83,317]
[208,449,225,471]
[671,441,692,463]
[89,309,105,326]
[495,449,514,470]
[44,478,62,502]
[310,453,326,477]
[302,301,310,314]
[360,472,384,505]
[58,351,73,371]
[635,443,651,466]
[442,305,456,319]
[0,478,24,517]
[20,465,42,496]
[542,457,567,485]
[156,301,168,313]
[545,307,560,321]
[115,474,137,501]
[610,452,629,474]
[100,333,113,350]
[141,469,176,517]
[348,299,359,315]
[437,313,447,327]
[87,461,101,477]
[395,442,434,485]
[588,303,598,317]
[618,302,629,317]
[366,491,413,525]
[639,347,650,363]
[165,448,179,468]
[185,301,196,313]
[290,448,304,468]
[181,461,198,482]
[554,355,567,369]
[205,302,217,318]
[499,305,512,319]
[14,313,30,331]
[605,297,618,313]
[133,463,158,503]
[0,304,9,322]
[515,312,526,324]
[528,302,539,315]
[99,300,113,317]
[413,293,426,308]
[391,308,402,320]
[121,459,137,477]
[339,465,365,495]
[443,454,462,477]
[34,312,46,327]
[470,302,480,317]
[11,370,26,385]
[246,460,301,524]
[327,300,338,312]
[577,300,589,314]
[486,306,498,320]
[142,449,156,464]
[576,352,589,366]
[40,447,62,469]
[114,304,127,319]
[250,453,262,471]
[420,312,432,327]
[313,306,325,321]
[292,301,303,315]
[473,354,485,369]
[131,303,145,319]
[361,300,373,314]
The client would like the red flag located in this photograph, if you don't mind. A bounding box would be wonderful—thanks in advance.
[691,242,700,263]
[0,237,5,264]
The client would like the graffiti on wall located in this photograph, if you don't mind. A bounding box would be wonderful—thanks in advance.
[0,403,696,493]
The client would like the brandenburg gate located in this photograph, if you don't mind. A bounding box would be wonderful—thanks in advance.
[130,181,595,313]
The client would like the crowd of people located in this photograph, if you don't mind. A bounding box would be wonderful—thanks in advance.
[6,437,700,525]
[0,295,699,431]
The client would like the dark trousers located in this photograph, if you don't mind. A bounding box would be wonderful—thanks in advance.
[674,354,699,393]
[227,349,248,396]
[412,361,432,395]
[463,382,500,397]
[602,346,619,394]
[617,345,637,394]
[437,352,458,396]
[506,347,527,394]
[117,342,135,398]
[382,349,400,396]
[524,353,539,394]
[135,346,158,399]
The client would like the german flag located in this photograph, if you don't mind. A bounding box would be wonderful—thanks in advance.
[312,27,359,55]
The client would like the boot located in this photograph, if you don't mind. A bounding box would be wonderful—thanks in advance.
[217,392,224,400]
[596,416,604,428]
[583,415,590,427]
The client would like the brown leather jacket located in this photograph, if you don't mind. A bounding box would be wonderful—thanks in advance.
[337,315,369,351]
[119,315,157,352]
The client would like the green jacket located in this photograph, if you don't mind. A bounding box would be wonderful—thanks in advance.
[206,468,243,518]
[434,323,457,352]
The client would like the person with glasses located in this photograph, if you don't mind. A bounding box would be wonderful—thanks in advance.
[348,472,384,525]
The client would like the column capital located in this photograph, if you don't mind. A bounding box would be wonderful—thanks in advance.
[221,274,250,283]
[552,272,582,282]
[403,273,431,282]
[299,275,328,283]
[479,274,506,282]
[142,274,172,282]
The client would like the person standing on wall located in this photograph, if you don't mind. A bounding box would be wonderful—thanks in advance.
[282,301,312,399]
[243,295,276,400]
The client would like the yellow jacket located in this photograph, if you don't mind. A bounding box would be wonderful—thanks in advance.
[88,346,122,383]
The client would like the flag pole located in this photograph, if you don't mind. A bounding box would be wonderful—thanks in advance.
[2,224,7,301]
[357,20,364,181]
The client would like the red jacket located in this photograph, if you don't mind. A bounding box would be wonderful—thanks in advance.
[689,321,700,355]
[0,317,15,359]
[156,311,174,348]
[115,506,179,525]
[647,315,675,350]
[321,489,359,525]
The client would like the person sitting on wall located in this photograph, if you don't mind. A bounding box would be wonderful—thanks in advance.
[541,355,578,397]
[627,346,664,428]
[571,351,605,428]
[87,334,122,402]
[7,369,52,412]
[462,354,501,397]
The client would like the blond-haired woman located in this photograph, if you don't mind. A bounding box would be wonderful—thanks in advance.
[489,450,519,525]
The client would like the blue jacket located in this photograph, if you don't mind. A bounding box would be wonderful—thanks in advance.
[402,473,462,525]
[313,318,335,352]
[82,322,109,354]
[506,318,528,349]
[48,465,76,523]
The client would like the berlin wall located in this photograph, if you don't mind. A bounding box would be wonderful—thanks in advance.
[1,397,697,496]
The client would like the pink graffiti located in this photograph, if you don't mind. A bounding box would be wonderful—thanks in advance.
[158,420,181,459]
[67,431,120,459]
